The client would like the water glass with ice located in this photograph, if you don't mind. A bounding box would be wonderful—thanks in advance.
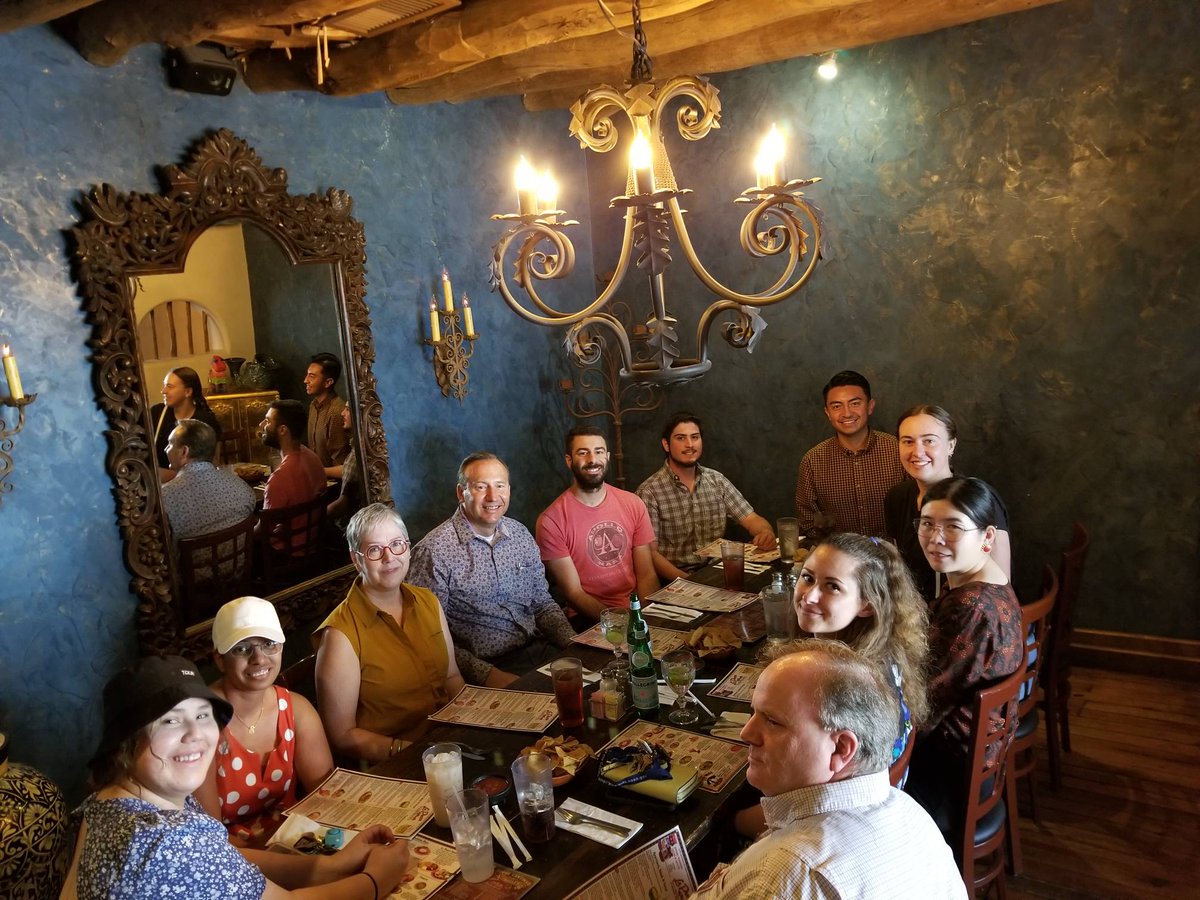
[448,788,494,883]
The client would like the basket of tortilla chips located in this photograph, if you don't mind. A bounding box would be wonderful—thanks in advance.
[685,623,742,660]
[519,735,593,786]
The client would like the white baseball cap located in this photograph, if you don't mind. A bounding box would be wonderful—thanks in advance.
[212,596,286,654]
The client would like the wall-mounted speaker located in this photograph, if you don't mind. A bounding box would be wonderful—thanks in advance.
[167,44,237,96]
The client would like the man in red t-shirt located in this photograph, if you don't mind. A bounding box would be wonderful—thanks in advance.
[536,425,659,621]
[258,399,326,552]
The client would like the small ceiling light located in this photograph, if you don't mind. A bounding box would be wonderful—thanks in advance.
[817,53,838,81]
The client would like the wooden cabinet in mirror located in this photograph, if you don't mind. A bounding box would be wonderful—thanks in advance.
[70,129,392,658]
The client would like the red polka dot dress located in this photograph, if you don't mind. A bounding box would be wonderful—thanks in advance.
[215,685,298,843]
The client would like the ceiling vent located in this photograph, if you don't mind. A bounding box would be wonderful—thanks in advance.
[324,0,461,39]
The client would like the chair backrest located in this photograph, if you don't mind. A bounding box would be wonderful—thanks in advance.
[177,514,257,624]
[1018,565,1058,714]
[280,654,318,706]
[890,730,915,788]
[258,491,328,590]
[959,660,1027,867]
[1042,522,1090,693]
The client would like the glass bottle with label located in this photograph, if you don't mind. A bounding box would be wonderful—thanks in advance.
[626,592,659,718]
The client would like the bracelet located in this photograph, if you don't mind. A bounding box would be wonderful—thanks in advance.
[362,871,379,900]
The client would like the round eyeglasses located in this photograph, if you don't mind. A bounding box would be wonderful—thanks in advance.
[355,538,410,561]
[228,639,283,658]
[914,518,981,542]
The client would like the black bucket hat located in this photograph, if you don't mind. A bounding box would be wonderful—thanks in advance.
[91,655,232,766]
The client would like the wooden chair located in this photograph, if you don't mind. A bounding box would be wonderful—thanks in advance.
[177,514,257,625]
[889,729,915,788]
[1040,522,1090,790]
[1004,564,1058,876]
[257,492,329,592]
[280,653,317,706]
[959,660,1026,899]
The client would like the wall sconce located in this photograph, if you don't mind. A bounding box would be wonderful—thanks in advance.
[1,344,38,506]
[425,269,478,402]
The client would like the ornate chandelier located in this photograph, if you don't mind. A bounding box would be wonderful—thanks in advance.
[489,0,825,386]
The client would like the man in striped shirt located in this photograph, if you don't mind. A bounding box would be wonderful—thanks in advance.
[691,641,965,899]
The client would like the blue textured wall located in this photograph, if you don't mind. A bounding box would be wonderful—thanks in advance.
[608,0,1199,637]
[1,0,1197,802]
[0,26,588,800]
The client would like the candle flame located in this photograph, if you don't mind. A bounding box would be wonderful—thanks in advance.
[755,124,785,171]
[536,169,558,210]
[515,155,538,190]
[630,132,653,171]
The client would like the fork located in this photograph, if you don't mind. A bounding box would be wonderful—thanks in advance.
[556,807,632,837]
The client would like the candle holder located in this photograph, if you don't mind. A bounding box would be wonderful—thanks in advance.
[0,394,38,506]
[426,309,478,402]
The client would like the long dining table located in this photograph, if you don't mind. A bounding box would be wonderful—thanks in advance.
[368,562,777,898]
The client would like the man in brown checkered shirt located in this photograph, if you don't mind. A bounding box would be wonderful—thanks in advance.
[794,370,905,538]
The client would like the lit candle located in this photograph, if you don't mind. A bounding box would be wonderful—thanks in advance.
[429,297,441,343]
[536,168,558,215]
[629,132,653,196]
[515,156,539,216]
[755,123,786,190]
[461,293,475,337]
[2,344,23,400]
[441,268,454,312]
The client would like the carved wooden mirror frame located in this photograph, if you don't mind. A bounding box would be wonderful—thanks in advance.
[71,129,392,657]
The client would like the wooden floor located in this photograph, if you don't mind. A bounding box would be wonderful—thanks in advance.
[1005,667,1200,899]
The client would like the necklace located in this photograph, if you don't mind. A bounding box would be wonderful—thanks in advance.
[232,694,267,735]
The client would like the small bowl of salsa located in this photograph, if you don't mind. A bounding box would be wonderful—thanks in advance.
[470,772,512,808]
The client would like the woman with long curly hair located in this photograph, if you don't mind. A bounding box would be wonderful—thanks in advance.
[733,533,928,837]
[792,532,929,751]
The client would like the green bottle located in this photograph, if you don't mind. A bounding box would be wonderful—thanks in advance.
[627,592,659,718]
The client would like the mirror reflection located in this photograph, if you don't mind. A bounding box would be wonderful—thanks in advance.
[133,222,364,624]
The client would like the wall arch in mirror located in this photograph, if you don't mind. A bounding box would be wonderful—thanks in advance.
[71,129,392,657]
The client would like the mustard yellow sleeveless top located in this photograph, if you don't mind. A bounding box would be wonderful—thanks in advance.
[315,579,450,739]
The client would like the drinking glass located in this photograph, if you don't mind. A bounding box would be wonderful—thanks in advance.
[662,649,698,725]
[600,608,629,661]
[720,541,745,590]
[776,517,800,567]
[447,788,494,883]
[550,657,585,728]
[421,743,463,828]
[511,752,556,843]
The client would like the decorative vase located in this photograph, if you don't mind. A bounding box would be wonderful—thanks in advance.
[0,733,71,899]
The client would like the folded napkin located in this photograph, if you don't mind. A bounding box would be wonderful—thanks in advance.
[708,710,750,742]
[555,798,642,848]
[645,603,702,622]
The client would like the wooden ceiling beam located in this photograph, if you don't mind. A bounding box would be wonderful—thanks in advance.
[66,0,362,66]
[0,1,101,33]
[382,0,1065,107]
[241,0,715,94]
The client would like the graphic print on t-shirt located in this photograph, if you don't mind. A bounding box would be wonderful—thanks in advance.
[587,520,629,568]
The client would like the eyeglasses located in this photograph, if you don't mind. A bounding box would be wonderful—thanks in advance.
[914,518,981,541]
[228,639,283,658]
[355,538,410,561]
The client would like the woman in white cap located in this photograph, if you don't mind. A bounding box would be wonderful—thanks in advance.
[195,597,333,846]
[60,655,411,898]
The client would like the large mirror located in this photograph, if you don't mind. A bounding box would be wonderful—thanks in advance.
[71,130,392,657]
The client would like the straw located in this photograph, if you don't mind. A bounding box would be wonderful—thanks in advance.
[495,806,532,862]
